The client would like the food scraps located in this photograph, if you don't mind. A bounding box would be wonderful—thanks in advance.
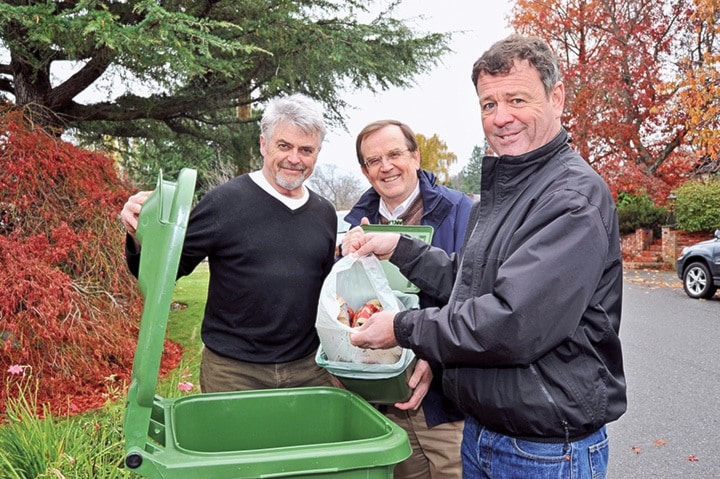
[353,299,382,327]
[336,297,383,327]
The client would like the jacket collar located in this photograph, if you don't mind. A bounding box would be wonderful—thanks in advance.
[481,128,571,190]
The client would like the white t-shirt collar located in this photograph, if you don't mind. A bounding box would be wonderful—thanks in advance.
[249,170,309,210]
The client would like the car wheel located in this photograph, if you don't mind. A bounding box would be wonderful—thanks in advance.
[683,261,718,299]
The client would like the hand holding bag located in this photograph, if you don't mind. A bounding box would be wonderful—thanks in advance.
[315,254,411,364]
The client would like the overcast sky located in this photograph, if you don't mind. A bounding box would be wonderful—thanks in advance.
[319,1,514,186]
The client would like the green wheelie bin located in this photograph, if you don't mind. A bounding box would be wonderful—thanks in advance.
[122,168,411,479]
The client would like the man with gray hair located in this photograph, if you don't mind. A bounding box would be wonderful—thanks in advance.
[121,93,337,392]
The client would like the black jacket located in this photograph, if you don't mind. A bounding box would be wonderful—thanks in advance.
[390,130,627,440]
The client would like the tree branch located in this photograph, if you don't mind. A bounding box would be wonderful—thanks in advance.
[59,87,249,123]
[48,46,114,109]
[649,131,683,175]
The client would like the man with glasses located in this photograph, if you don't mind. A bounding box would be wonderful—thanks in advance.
[342,119,473,479]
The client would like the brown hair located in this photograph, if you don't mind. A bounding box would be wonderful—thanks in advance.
[355,119,418,167]
[471,34,561,97]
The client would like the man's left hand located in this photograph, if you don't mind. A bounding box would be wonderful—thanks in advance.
[394,359,431,410]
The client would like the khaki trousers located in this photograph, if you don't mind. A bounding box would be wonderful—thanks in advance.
[199,346,334,392]
[385,405,464,479]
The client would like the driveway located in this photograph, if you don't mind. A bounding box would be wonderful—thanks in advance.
[607,268,720,478]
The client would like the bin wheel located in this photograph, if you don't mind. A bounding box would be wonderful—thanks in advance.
[125,453,143,469]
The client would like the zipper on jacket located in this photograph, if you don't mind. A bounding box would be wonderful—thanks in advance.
[529,364,571,459]
[561,420,570,458]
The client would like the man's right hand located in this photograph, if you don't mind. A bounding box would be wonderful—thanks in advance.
[341,216,401,259]
[120,191,152,243]
[343,229,401,260]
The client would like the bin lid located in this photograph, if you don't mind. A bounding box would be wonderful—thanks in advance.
[361,224,434,293]
[124,168,196,451]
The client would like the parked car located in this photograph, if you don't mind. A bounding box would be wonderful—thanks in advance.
[676,229,720,299]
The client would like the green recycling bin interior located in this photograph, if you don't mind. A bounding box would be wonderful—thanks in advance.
[122,168,411,479]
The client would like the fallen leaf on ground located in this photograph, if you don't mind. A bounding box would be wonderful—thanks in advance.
[631,446,642,454]
[653,439,667,447]
[688,455,699,462]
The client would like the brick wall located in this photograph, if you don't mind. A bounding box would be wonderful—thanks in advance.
[661,226,677,267]
[622,227,716,268]
[621,228,653,258]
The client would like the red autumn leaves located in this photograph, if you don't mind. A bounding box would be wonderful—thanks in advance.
[630,438,699,462]
[0,107,180,418]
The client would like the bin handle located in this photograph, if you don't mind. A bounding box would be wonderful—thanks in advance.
[124,168,196,452]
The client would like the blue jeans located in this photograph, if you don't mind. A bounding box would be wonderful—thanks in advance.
[461,417,609,479]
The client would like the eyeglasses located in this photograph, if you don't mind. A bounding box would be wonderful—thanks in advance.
[363,148,411,170]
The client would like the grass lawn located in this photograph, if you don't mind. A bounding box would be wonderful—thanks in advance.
[156,261,209,397]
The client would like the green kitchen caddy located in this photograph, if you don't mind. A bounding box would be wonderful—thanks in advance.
[315,224,434,405]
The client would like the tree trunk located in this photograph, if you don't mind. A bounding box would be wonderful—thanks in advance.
[11,51,64,134]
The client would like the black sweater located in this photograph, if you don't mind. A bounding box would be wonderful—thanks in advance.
[127,174,337,363]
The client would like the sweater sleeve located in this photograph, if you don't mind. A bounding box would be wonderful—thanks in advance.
[125,234,140,278]
[175,186,223,278]
[125,184,220,282]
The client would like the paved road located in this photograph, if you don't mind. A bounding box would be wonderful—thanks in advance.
[607,269,720,479]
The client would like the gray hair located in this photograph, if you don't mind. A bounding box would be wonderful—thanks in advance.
[260,93,327,144]
[471,34,561,97]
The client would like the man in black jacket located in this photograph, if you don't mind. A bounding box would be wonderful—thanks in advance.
[343,34,627,477]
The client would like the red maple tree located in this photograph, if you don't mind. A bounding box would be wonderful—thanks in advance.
[1,107,181,417]
[511,0,718,203]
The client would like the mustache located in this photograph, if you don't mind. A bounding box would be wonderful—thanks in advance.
[279,161,306,172]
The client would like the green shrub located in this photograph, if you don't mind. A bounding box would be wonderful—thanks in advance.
[616,192,669,235]
[674,179,720,232]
